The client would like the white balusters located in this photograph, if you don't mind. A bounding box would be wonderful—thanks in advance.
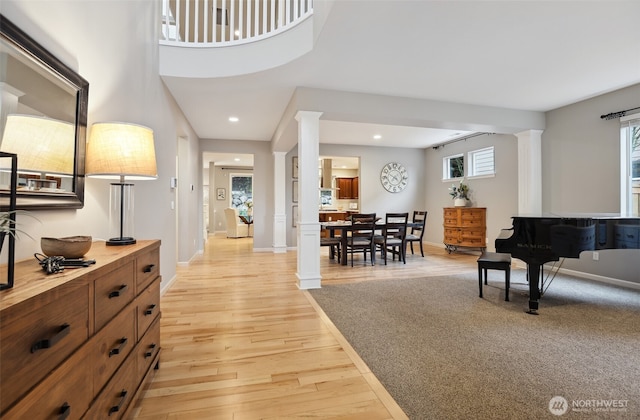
[161,0,313,46]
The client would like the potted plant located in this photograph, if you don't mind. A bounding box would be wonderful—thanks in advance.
[0,210,38,290]
[449,179,470,207]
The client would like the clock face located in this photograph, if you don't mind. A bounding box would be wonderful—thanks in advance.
[380,162,408,193]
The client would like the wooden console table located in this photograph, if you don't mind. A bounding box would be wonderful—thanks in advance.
[0,240,161,419]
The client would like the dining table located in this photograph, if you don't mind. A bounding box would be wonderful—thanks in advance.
[321,220,420,265]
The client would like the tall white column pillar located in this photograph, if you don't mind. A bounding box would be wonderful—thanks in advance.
[516,129,543,215]
[294,111,322,289]
[272,151,287,253]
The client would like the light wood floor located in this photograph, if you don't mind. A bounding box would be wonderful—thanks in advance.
[132,235,479,419]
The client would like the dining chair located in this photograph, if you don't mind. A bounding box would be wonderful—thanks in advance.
[406,210,427,256]
[346,213,377,266]
[320,236,341,261]
[374,212,409,264]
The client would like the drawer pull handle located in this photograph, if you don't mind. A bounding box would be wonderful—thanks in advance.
[143,264,156,273]
[144,304,157,316]
[108,390,127,416]
[108,284,128,298]
[58,402,71,420]
[144,343,157,358]
[31,323,71,353]
[109,337,128,357]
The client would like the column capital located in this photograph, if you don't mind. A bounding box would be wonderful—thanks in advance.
[295,110,323,122]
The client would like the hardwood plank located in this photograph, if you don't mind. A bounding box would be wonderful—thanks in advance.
[132,235,479,419]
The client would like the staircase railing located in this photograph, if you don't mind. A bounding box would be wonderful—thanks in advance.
[161,0,313,46]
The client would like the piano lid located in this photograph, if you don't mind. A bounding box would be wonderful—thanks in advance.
[510,212,638,220]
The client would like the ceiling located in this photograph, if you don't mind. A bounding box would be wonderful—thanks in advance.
[183,1,640,168]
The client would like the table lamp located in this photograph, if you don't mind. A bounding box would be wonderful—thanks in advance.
[85,122,157,245]
[0,114,74,190]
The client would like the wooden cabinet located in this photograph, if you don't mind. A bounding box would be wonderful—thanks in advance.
[443,207,486,253]
[336,177,358,199]
[0,240,161,419]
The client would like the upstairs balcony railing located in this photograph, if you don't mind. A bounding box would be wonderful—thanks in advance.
[161,0,313,46]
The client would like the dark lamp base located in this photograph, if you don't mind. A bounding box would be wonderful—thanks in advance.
[106,237,137,246]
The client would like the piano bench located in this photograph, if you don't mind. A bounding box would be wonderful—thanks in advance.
[477,252,512,301]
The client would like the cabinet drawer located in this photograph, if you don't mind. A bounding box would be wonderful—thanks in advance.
[0,282,89,413]
[137,316,161,380]
[443,217,458,226]
[85,348,137,420]
[460,215,485,227]
[3,344,93,420]
[137,279,160,340]
[95,261,135,331]
[443,209,458,219]
[93,305,136,395]
[137,247,160,292]
[443,228,459,242]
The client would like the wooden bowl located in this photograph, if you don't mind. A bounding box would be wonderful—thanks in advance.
[41,236,92,258]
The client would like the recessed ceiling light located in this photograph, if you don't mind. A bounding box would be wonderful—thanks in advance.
[234,158,240,162]
[228,116,239,122]
[373,134,382,140]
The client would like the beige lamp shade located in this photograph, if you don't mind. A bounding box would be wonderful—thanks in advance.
[86,122,157,180]
[0,114,75,174]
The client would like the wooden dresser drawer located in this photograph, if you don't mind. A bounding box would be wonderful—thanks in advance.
[460,213,485,227]
[95,261,135,331]
[137,247,160,292]
[2,343,93,420]
[136,278,161,340]
[0,282,89,413]
[137,316,161,380]
[443,229,460,243]
[443,208,458,219]
[93,305,136,395]
[85,348,137,419]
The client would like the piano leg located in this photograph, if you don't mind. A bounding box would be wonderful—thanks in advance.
[526,263,542,315]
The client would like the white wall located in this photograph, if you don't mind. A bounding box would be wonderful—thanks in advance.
[424,133,519,251]
[542,83,640,283]
[2,1,202,289]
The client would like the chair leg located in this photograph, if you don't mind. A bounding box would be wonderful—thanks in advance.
[419,241,424,257]
[410,242,415,254]
[478,265,483,298]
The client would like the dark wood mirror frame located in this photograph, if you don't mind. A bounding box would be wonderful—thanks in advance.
[0,14,88,210]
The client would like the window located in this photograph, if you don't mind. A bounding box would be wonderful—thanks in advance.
[230,173,253,215]
[443,147,495,181]
[621,113,640,216]
[443,154,464,180]
[468,147,495,177]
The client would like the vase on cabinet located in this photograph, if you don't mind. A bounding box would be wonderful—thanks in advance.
[454,198,468,207]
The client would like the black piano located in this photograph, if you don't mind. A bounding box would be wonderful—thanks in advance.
[495,214,640,314]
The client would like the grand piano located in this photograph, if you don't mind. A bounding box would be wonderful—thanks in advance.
[495,214,640,314]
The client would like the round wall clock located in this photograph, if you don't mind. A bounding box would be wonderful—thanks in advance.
[380,162,408,193]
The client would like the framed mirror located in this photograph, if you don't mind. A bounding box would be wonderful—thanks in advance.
[0,14,88,210]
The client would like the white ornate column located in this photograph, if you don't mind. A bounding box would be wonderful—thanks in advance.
[516,129,543,215]
[272,151,287,253]
[294,111,322,289]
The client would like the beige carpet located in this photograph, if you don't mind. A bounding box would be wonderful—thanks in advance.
[309,270,640,419]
